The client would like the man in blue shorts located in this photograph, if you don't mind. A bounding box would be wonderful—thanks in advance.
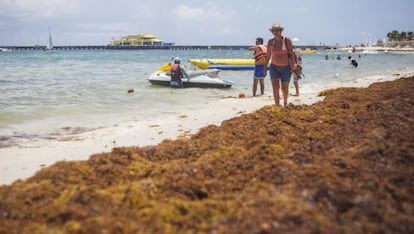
[248,37,267,96]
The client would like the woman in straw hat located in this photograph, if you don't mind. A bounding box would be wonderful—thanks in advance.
[264,23,298,107]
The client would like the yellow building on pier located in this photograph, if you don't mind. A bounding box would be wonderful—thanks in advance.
[110,34,174,46]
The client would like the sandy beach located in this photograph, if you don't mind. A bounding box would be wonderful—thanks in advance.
[1,74,413,233]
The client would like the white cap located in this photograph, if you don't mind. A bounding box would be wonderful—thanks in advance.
[173,57,181,63]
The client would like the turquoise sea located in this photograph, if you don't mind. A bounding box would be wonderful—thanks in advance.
[1,49,414,148]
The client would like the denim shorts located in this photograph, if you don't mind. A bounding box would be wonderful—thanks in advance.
[269,65,291,82]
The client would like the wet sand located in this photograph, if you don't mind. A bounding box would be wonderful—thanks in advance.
[0,76,413,233]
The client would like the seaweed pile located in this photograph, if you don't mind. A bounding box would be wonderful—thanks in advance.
[1,77,413,233]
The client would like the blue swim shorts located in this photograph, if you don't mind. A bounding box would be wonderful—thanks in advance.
[254,64,266,79]
[269,65,291,82]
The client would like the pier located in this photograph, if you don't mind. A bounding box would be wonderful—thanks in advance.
[0,44,333,51]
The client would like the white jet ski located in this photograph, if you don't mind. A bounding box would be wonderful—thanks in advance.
[147,63,234,89]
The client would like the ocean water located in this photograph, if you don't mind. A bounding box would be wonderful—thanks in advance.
[1,49,414,148]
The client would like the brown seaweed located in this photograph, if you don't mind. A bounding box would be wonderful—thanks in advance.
[1,77,413,233]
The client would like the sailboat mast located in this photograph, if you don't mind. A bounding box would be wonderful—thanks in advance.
[47,27,53,49]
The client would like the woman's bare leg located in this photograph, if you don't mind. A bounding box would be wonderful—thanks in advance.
[271,79,281,106]
[281,81,290,107]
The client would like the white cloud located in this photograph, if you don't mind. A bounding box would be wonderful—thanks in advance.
[1,0,408,46]
[76,22,133,33]
[0,0,80,19]
[172,5,204,20]
[168,4,238,42]
[172,5,233,22]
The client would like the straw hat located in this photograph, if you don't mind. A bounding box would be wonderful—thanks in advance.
[269,23,284,32]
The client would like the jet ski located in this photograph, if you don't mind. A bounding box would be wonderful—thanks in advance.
[147,63,234,88]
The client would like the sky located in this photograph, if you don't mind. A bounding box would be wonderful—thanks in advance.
[0,0,413,46]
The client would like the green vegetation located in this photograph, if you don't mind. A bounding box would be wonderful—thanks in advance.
[387,30,414,41]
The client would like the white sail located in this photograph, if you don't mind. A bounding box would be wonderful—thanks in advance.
[46,28,53,50]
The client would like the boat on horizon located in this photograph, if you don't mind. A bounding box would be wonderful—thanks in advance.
[147,63,233,88]
[361,35,379,54]
[0,48,12,52]
[361,46,379,54]
[45,28,57,52]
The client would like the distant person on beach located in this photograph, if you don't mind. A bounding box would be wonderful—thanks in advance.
[264,23,298,107]
[248,37,267,96]
[170,57,188,88]
[336,55,341,60]
[348,56,358,68]
[292,49,303,96]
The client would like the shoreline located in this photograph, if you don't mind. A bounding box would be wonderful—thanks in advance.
[0,72,411,185]
[337,45,414,53]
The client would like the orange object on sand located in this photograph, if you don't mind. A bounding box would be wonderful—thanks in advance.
[127,89,134,93]
[238,93,246,98]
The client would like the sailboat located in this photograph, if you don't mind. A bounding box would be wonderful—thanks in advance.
[361,35,378,54]
[45,28,56,52]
